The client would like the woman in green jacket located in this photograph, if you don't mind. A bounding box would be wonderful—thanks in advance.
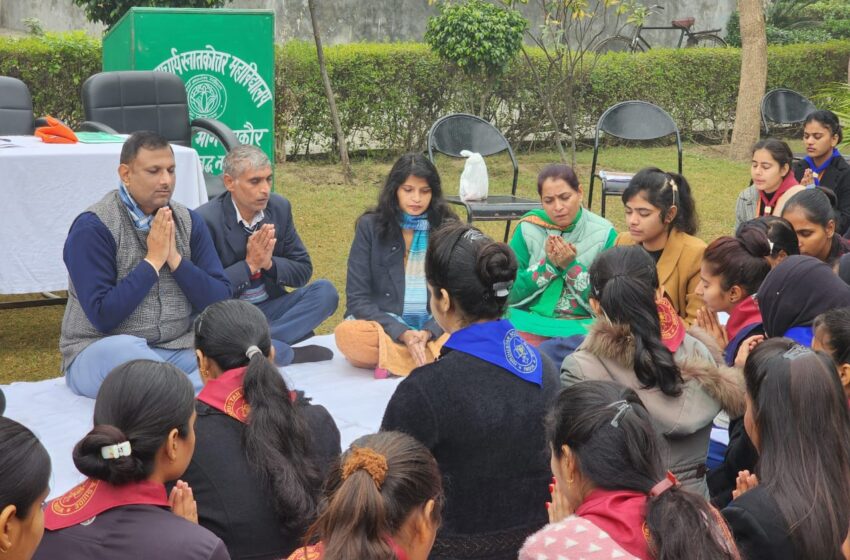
[507,164,616,365]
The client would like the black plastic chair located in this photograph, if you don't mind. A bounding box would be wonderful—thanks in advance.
[761,88,816,135]
[589,101,683,217]
[427,113,539,241]
[81,71,240,198]
[0,76,48,135]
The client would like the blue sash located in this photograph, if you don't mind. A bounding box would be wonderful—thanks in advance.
[724,322,763,366]
[443,319,543,386]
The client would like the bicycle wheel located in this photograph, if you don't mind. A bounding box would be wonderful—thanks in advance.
[595,36,643,54]
[686,34,728,48]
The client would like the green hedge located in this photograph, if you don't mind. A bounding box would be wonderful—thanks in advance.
[2,33,849,157]
[0,33,101,126]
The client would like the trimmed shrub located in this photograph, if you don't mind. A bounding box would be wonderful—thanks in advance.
[0,33,101,126]
[2,33,849,157]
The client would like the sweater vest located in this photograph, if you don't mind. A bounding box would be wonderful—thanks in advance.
[60,191,194,371]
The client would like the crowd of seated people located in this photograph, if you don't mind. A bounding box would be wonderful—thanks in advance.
[4,111,850,560]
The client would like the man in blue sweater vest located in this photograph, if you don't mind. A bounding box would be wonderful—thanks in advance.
[59,131,232,398]
[196,145,338,364]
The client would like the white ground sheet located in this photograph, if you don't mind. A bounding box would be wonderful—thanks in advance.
[1,335,401,499]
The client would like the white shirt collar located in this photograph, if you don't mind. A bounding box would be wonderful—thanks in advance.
[231,197,264,229]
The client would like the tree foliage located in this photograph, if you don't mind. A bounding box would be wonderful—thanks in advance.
[72,0,232,29]
[426,0,527,79]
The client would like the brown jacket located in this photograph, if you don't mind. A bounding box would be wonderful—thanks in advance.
[616,228,706,326]
[560,321,745,496]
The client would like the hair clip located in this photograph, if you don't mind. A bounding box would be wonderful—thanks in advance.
[493,281,513,297]
[245,345,263,359]
[649,471,680,497]
[782,345,813,360]
[101,441,132,460]
[768,240,775,253]
[608,399,631,428]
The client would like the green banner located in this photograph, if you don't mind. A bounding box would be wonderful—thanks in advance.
[103,8,275,174]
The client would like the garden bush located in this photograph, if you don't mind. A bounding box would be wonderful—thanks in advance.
[2,33,849,157]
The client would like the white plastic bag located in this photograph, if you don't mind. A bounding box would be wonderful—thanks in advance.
[459,150,489,201]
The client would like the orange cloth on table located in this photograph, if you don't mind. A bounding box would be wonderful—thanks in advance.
[334,320,448,376]
[34,116,78,144]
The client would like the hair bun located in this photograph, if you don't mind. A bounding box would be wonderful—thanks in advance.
[475,242,517,297]
[737,226,771,259]
[341,446,389,489]
[72,424,145,485]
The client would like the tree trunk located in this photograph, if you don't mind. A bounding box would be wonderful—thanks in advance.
[307,0,352,182]
[728,0,767,160]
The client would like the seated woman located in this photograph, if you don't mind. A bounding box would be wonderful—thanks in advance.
[507,164,616,361]
[813,308,850,402]
[616,167,705,325]
[34,361,230,560]
[781,187,850,266]
[794,110,850,234]
[335,153,456,377]
[734,138,804,232]
[757,255,850,346]
[184,299,341,560]
[735,215,799,268]
[696,229,772,505]
[382,222,559,560]
[520,381,739,560]
[0,416,51,560]
[696,228,772,367]
[721,338,850,560]
[561,246,745,496]
[288,431,443,560]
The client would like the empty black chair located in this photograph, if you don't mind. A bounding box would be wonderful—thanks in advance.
[81,71,240,198]
[427,113,539,242]
[761,88,816,135]
[0,76,43,135]
[589,101,683,217]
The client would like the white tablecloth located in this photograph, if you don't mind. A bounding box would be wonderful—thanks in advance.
[0,136,208,294]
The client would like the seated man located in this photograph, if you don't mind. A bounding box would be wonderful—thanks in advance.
[197,144,338,364]
[60,131,231,398]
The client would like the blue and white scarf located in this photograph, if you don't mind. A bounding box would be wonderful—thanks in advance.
[118,183,155,231]
[804,148,842,187]
[400,212,430,330]
[443,319,543,386]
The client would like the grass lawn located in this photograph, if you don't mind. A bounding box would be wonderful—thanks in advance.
[0,142,761,384]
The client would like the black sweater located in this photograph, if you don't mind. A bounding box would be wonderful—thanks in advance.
[793,155,850,235]
[181,396,341,560]
[381,347,559,560]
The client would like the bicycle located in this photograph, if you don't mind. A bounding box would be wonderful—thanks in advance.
[595,4,727,54]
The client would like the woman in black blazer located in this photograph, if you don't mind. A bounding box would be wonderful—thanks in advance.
[335,153,456,377]
[793,110,850,235]
[721,338,850,560]
[183,300,341,560]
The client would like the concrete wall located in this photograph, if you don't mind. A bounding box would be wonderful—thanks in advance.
[1,0,735,46]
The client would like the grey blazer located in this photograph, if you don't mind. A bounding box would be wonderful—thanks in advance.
[196,192,312,299]
[345,213,442,341]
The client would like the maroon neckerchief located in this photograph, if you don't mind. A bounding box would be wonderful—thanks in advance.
[576,488,651,560]
[196,366,252,423]
[44,478,169,530]
[757,172,798,216]
[196,366,297,424]
[725,296,762,342]
[658,297,686,353]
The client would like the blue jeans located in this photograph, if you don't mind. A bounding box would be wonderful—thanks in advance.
[66,334,202,398]
[255,279,339,365]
